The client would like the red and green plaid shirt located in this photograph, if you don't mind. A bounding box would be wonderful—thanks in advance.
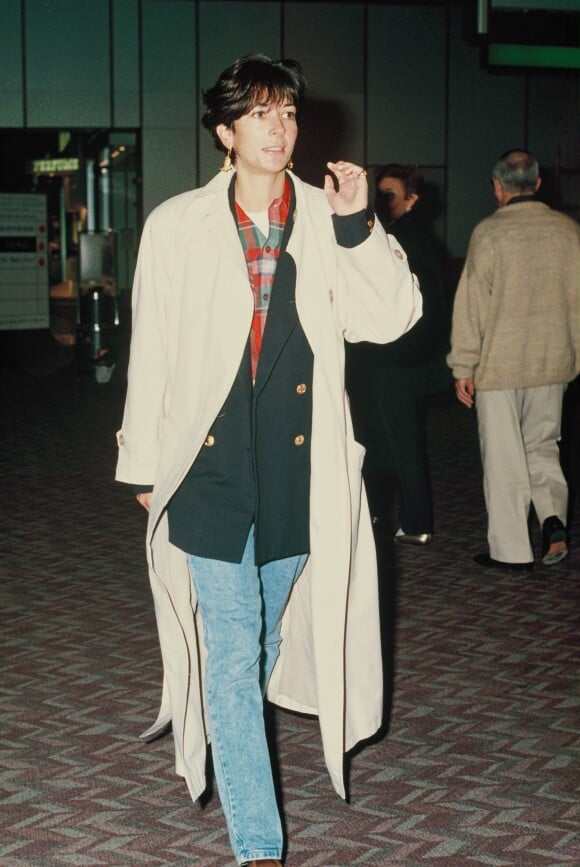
[235,177,291,380]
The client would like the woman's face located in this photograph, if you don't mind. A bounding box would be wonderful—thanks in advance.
[217,99,298,178]
[377,176,418,221]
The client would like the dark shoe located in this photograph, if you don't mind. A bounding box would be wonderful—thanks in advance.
[394,529,432,546]
[541,516,568,565]
[473,552,534,571]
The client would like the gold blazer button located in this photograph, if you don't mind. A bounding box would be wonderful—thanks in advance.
[296,383,307,395]
[294,434,305,446]
[204,434,215,447]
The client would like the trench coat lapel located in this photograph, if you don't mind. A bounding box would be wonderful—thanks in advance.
[203,172,245,269]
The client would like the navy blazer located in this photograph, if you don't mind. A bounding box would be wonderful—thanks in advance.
[167,180,314,565]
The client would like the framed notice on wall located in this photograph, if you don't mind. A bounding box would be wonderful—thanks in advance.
[0,194,49,331]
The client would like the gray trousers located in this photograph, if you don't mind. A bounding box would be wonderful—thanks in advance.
[476,384,568,563]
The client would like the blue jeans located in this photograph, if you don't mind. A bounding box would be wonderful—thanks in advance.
[187,527,307,865]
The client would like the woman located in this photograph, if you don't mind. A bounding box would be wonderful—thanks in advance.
[116,56,421,865]
[347,164,450,544]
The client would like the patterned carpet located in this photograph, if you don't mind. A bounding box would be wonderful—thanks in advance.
[1,336,578,866]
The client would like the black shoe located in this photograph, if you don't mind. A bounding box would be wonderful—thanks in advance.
[473,552,534,571]
[541,516,568,565]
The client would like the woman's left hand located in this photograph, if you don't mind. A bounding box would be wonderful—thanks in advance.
[324,160,368,215]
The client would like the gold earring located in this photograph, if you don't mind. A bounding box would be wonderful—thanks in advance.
[286,160,294,170]
[220,147,233,172]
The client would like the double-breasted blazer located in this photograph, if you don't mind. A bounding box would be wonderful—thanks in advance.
[115,169,422,804]
[167,181,315,565]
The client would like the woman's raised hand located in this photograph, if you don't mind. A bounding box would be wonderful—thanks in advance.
[324,160,368,215]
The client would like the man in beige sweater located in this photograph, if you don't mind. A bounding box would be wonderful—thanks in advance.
[448,149,580,571]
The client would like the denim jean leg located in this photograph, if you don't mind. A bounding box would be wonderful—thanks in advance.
[187,529,283,865]
[260,553,308,694]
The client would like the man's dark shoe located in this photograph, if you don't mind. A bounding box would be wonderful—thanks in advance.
[541,516,568,565]
[473,552,534,571]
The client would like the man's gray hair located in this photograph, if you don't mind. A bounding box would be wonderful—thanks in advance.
[492,150,539,193]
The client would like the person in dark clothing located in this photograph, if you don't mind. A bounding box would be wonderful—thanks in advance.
[347,164,451,544]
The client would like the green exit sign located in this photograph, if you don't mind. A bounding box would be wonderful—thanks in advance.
[488,43,580,68]
[31,158,80,174]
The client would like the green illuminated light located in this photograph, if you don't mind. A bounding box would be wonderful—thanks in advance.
[488,43,580,69]
[32,158,80,174]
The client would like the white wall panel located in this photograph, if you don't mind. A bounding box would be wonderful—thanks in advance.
[528,74,580,168]
[446,8,525,256]
[142,0,196,128]
[198,1,282,183]
[25,0,110,127]
[284,1,365,186]
[113,0,140,128]
[528,73,580,222]
[367,5,446,168]
[0,0,24,126]
[142,128,197,216]
[141,0,197,215]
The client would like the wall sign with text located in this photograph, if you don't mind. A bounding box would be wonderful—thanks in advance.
[0,194,49,331]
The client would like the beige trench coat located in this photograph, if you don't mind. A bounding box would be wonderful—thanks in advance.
[116,171,421,803]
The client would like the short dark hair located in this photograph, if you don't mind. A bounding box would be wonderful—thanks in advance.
[375,163,424,198]
[201,54,306,153]
[492,149,539,193]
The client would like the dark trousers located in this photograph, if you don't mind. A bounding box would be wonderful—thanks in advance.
[352,371,433,535]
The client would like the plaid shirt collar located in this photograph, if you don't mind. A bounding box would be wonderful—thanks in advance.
[232,176,292,380]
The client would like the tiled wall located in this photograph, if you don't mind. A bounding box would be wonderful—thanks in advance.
[0,0,577,256]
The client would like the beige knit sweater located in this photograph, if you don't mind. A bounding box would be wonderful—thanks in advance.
[448,200,580,390]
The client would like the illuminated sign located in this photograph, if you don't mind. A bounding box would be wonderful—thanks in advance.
[31,158,80,174]
[488,43,580,68]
